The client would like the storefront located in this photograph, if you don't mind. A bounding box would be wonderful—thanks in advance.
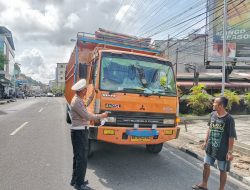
[0,75,11,99]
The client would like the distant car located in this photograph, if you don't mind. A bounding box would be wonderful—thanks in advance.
[35,93,41,98]
[55,92,63,97]
[47,93,54,97]
[17,92,25,99]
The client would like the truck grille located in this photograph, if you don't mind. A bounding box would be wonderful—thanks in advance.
[103,111,176,128]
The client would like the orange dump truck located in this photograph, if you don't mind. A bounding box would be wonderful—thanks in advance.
[65,29,180,154]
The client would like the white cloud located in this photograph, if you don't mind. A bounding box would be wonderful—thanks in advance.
[0,1,59,37]
[17,48,55,83]
[0,0,135,83]
[63,13,80,29]
[115,5,136,23]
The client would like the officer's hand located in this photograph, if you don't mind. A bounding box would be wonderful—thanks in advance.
[101,112,108,118]
[201,142,207,150]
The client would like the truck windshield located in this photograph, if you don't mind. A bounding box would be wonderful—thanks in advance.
[100,52,176,96]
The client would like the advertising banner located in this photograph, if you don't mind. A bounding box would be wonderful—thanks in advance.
[209,0,250,61]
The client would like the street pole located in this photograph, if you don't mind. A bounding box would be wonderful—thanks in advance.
[222,0,227,95]
[13,63,16,100]
[167,34,170,57]
[204,0,209,65]
[175,48,179,76]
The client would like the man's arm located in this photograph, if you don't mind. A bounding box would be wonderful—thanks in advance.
[227,137,235,161]
[227,117,237,161]
[202,128,210,150]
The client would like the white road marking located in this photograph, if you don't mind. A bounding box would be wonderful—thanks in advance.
[38,108,44,112]
[163,147,201,171]
[10,122,29,136]
[163,146,227,183]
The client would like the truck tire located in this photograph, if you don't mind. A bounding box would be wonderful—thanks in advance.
[66,105,72,124]
[146,143,163,154]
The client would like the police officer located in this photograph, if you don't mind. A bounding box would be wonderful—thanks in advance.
[70,79,108,190]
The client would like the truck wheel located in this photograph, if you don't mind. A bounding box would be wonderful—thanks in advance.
[146,143,163,154]
[66,106,71,124]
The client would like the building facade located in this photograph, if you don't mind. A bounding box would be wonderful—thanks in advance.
[155,34,207,73]
[49,80,56,91]
[0,26,15,99]
[56,63,67,89]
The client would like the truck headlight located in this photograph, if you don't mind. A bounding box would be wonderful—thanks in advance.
[106,117,116,123]
[163,119,175,125]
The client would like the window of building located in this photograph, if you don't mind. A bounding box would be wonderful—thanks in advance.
[60,71,63,74]
[60,77,63,80]
[61,65,64,68]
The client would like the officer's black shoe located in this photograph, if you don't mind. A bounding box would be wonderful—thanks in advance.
[71,180,88,187]
[70,180,75,186]
[74,184,91,190]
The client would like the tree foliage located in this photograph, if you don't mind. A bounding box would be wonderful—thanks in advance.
[14,63,21,77]
[215,90,240,110]
[187,84,213,115]
[244,92,250,109]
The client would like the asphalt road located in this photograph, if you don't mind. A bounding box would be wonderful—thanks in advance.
[0,97,249,190]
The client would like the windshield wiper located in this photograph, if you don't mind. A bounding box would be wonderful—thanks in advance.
[155,89,176,96]
[109,88,145,94]
[144,89,176,96]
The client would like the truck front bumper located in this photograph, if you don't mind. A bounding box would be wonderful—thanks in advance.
[96,126,180,145]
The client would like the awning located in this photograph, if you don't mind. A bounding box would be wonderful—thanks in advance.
[0,77,11,86]
[177,81,250,88]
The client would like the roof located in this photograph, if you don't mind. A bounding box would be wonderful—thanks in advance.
[177,72,250,89]
[77,31,160,54]
[0,26,15,50]
[100,49,168,62]
[177,81,250,88]
[177,72,250,81]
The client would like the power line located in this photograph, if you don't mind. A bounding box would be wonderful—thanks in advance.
[172,0,248,52]
[149,0,235,39]
[107,0,126,30]
[166,0,241,50]
[138,0,207,37]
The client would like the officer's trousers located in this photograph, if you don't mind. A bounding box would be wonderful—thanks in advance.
[71,129,89,186]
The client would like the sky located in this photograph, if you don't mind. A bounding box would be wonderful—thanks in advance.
[0,0,206,84]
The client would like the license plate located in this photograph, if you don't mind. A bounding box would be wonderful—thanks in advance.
[131,136,151,142]
[164,130,173,135]
[103,129,115,135]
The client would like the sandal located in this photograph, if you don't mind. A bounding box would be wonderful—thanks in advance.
[192,184,208,190]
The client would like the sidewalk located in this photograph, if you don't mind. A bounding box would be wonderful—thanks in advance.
[180,115,250,155]
[0,99,16,104]
[170,115,250,186]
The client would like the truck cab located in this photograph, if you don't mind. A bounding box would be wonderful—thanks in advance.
[65,30,180,154]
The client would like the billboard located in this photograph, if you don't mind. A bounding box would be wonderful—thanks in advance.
[208,0,250,61]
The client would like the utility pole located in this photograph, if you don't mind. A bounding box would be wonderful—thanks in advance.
[13,62,18,100]
[204,0,209,65]
[175,48,179,76]
[222,0,227,95]
[167,34,170,57]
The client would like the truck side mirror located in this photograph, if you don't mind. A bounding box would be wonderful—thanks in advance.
[79,63,88,79]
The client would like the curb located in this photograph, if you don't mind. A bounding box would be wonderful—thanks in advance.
[176,145,250,187]
[178,133,250,186]
[181,131,250,157]
[0,101,8,105]
[0,99,16,105]
[180,115,250,123]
